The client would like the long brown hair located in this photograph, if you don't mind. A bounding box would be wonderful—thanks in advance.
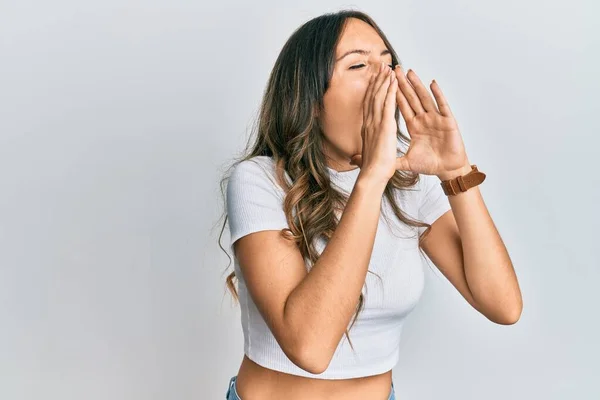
[215,9,436,351]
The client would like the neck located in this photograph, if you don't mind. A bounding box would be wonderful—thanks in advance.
[322,139,356,173]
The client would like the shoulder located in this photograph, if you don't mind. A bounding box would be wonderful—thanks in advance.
[226,155,289,212]
[416,173,442,195]
[390,172,445,215]
[227,156,283,194]
[390,171,424,202]
[396,171,441,196]
[226,156,290,249]
[230,155,273,177]
[229,156,282,188]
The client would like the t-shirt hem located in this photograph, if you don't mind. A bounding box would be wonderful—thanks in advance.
[229,223,289,253]
[244,347,399,380]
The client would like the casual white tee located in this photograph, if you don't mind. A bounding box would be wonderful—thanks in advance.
[226,154,451,379]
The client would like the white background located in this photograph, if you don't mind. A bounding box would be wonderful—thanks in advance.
[1,1,598,399]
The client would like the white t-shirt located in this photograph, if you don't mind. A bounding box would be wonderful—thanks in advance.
[226,155,451,379]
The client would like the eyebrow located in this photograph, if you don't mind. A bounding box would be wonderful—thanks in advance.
[336,49,392,62]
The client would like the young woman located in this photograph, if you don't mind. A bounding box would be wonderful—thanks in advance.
[218,9,522,400]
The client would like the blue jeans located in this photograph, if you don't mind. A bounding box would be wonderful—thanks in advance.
[225,375,396,399]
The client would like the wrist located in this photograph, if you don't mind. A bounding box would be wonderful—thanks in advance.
[356,171,389,193]
[437,163,473,181]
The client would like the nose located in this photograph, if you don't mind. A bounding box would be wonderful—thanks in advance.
[369,61,391,77]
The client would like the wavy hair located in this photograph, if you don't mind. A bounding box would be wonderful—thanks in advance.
[216,9,436,351]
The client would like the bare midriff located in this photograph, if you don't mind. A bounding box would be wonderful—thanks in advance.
[234,354,394,400]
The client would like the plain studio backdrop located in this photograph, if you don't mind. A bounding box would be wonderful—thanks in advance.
[1,1,598,399]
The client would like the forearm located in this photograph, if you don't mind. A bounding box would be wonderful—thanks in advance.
[439,164,523,323]
[284,172,387,364]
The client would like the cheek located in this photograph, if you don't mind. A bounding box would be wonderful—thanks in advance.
[339,79,370,111]
[350,77,372,108]
[324,73,371,116]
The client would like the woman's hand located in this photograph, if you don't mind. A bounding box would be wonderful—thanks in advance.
[350,62,401,186]
[351,65,471,179]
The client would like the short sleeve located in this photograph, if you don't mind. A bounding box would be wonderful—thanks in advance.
[226,159,290,253]
[417,173,452,236]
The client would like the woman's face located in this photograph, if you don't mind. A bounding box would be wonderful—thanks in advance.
[321,18,395,172]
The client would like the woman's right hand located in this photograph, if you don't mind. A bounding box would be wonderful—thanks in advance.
[350,61,400,186]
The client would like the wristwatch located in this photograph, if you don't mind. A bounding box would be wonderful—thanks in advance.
[440,164,486,196]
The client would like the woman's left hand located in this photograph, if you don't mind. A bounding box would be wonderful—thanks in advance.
[351,65,472,180]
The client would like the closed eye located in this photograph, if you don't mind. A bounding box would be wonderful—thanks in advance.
[350,63,394,70]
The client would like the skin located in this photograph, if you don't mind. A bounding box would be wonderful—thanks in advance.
[234,18,398,400]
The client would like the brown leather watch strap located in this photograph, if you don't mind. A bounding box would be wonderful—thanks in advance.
[440,164,486,196]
